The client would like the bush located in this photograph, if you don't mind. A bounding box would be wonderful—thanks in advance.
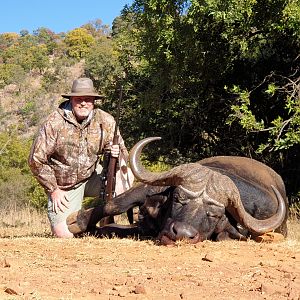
[0,133,47,211]
[0,64,26,88]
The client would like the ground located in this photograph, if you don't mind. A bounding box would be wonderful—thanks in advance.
[0,228,300,300]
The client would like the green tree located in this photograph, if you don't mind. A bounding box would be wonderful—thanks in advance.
[30,44,50,73]
[0,132,46,210]
[81,19,111,38]
[0,32,19,53]
[33,27,58,54]
[19,29,29,37]
[0,63,26,88]
[116,0,300,195]
[2,40,50,74]
[64,28,95,59]
[85,37,122,93]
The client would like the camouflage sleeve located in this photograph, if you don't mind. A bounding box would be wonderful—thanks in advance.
[28,119,58,193]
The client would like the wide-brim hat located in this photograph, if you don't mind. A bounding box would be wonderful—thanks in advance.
[61,77,104,99]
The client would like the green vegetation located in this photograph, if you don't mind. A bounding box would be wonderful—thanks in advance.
[0,1,299,213]
[0,132,46,210]
[65,28,96,59]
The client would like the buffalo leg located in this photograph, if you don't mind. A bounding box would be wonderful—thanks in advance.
[214,215,247,241]
[67,184,163,234]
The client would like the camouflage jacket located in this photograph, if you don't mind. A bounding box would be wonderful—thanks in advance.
[28,100,128,193]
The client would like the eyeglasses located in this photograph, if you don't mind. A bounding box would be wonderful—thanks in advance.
[71,96,96,103]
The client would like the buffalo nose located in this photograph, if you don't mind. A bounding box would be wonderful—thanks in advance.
[170,221,198,240]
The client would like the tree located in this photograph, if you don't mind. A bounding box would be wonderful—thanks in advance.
[81,19,111,38]
[2,43,49,74]
[0,33,19,52]
[64,28,95,59]
[1,32,50,74]
[19,30,29,37]
[85,37,122,92]
[0,63,26,88]
[116,0,300,196]
[33,27,58,54]
[0,132,46,210]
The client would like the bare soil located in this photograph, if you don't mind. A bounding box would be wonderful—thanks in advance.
[0,224,300,300]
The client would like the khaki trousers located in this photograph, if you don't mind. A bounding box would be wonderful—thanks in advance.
[47,164,104,227]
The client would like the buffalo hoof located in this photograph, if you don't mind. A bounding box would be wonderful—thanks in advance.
[66,208,94,234]
[254,232,285,243]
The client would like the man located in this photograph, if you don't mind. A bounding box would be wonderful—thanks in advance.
[28,77,133,238]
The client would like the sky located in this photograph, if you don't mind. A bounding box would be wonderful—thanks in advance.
[0,0,133,34]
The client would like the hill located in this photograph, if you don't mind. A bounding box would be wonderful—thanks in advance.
[0,61,84,139]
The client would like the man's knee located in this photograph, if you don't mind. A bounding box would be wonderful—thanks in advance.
[51,221,74,238]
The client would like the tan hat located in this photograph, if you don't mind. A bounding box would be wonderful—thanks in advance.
[62,77,104,99]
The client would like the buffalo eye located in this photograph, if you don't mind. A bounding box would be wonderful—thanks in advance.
[206,211,222,218]
[173,189,190,205]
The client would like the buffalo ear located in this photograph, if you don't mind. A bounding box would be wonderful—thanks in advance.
[142,194,168,218]
[206,210,224,218]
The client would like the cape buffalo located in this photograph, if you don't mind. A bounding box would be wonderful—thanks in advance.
[67,137,288,245]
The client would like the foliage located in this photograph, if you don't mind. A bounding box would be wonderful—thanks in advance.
[84,37,123,93]
[1,41,50,74]
[115,0,300,197]
[290,195,300,220]
[81,18,111,38]
[0,32,19,52]
[27,176,48,210]
[142,157,171,172]
[0,63,26,88]
[0,169,31,210]
[227,74,300,152]
[33,27,58,54]
[64,28,95,59]
[0,131,30,172]
[0,132,47,210]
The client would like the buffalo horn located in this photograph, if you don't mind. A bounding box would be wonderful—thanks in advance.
[129,137,185,186]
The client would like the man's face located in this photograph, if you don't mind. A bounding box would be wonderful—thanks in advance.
[70,96,95,122]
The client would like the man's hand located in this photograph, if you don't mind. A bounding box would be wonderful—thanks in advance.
[50,188,70,213]
[110,144,120,158]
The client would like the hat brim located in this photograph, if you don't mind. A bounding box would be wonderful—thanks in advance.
[61,92,104,99]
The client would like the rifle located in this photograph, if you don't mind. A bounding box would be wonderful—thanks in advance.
[100,84,123,226]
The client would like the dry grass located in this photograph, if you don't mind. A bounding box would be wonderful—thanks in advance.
[287,218,300,242]
[0,206,51,238]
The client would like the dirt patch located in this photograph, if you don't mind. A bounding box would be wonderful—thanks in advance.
[0,231,300,300]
